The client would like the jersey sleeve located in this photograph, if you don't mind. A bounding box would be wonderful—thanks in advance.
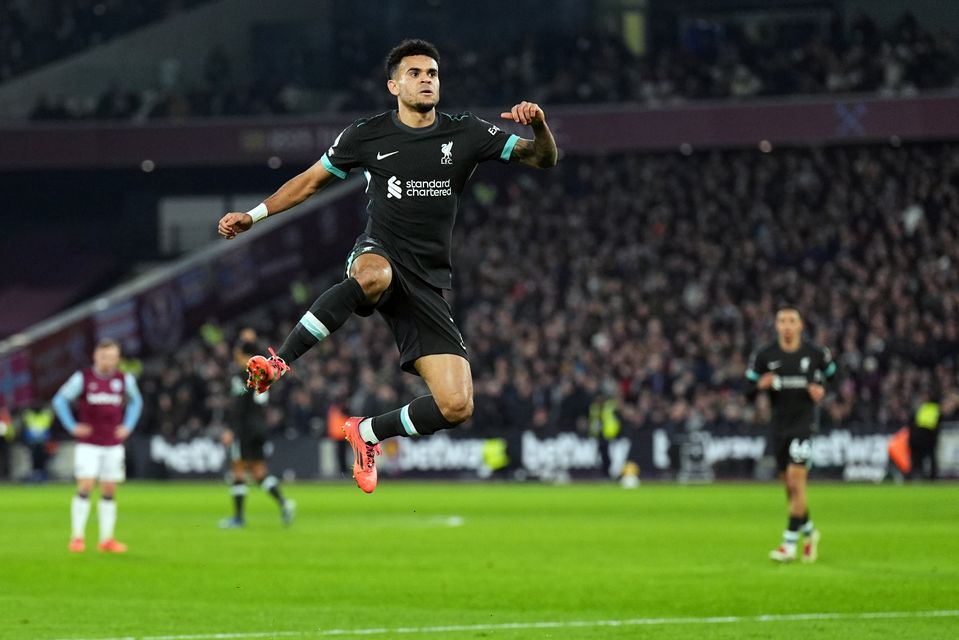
[52,371,83,432]
[744,348,769,399]
[319,121,364,179]
[467,114,521,164]
[816,346,838,390]
[123,373,143,430]
[819,346,837,378]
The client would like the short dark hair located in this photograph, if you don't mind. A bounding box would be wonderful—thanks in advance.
[776,306,802,318]
[385,39,440,79]
[96,338,121,351]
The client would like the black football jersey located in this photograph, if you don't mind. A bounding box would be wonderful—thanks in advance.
[746,341,837,436]
[320,110,520,289]
[228,365,268,439]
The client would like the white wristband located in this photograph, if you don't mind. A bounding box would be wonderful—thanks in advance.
[247,203,269,223]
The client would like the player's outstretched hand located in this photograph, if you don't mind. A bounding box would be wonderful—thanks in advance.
[501,101,545,127]
[218,212,253,240]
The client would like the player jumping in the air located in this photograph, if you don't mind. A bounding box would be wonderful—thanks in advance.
[217,39,557,493]
[745,308,837,563]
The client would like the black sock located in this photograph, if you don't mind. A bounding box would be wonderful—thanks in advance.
[787,515,802,532]
[276,278,367,363]
[371,395,457,441]
[230,481,247,520]
[260,476,285,505]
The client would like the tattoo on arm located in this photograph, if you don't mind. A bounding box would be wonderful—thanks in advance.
[512,127,558,168]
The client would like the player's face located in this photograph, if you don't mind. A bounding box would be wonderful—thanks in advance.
[388,55,440,113]
[775,310,803,344]
[93,345,121,375]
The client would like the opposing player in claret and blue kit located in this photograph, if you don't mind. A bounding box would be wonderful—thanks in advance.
[52,339,143,553]
[217,39,558,493]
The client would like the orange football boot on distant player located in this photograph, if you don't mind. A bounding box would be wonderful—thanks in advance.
[97,538,128,553]
[68,537,85,553]
[245,347,290,394]
[343,417,381,493]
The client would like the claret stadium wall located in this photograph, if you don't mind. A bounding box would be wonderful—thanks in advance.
[3,93,959,170]
[3,93,959,483]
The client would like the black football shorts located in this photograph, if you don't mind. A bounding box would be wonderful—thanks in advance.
[772,434,813,472]
[345,237,468,375]
[232,434,268,462]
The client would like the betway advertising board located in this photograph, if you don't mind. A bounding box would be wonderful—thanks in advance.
[378,429,900,482]
[111,426,959,482]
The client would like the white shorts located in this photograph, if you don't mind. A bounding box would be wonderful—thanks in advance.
[74,443,126,482]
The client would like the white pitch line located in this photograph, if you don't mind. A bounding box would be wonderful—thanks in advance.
[54,609,959,640]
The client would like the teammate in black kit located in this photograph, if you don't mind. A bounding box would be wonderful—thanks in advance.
[745,308,836,562]
[216,39,558,493]
[219,328,295,528]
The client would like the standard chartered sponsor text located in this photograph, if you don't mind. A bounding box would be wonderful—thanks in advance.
[406,179,452,197]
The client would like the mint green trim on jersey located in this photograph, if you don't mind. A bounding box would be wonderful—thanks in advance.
[745,369,759,381]
[824,361,837,377]
[321,153,347,180]
[346,251,357,277]
[501,134,520,161]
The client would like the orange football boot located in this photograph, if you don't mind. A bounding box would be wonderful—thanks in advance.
[343,417,381,494]
[246,347,290,394]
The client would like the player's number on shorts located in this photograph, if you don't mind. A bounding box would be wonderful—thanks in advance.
[789,438,812,463]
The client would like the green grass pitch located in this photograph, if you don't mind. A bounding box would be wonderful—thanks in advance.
[2,481,957,639]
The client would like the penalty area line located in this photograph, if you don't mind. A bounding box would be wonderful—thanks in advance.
[55,609,959,640]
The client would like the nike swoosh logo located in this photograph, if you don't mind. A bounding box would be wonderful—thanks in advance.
[377,151,399,160]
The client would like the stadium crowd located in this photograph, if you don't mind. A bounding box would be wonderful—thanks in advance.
[24,11,959,122]
[129,141,959,445]
[0,0,208,83]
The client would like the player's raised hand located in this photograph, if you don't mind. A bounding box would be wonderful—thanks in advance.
[501,101,545,127]
[218,212,253,240]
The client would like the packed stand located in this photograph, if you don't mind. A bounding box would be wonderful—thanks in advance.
[649,10,959,102]
[27,11,959,122]
[127,142,959,446]
[0,0,210,84]
[29,44,292,121]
